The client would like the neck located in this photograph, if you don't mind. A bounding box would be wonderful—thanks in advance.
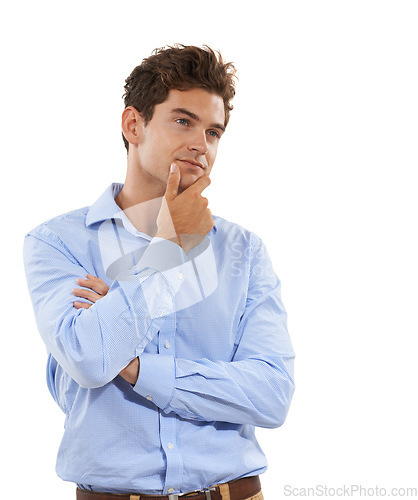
[115,156,165,237]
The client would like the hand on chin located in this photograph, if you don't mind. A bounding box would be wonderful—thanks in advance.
[178,172,200,193]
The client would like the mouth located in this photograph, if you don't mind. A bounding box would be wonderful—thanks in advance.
[179,159,204,170]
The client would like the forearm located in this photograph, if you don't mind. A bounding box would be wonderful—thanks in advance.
[133,351,295,428]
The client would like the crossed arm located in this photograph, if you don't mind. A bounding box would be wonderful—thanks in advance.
[73,274,139,385]
[24,231,294,427]
[71,271,295,428]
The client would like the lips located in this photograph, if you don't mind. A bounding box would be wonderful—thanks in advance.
[179,159,204,169]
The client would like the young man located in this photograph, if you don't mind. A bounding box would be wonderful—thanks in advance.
[23,45,295,500]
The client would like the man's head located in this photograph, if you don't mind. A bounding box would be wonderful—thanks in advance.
[121,44,237,153]
[120,45,237,197]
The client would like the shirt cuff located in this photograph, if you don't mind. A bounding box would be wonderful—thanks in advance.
[133,353,175,410]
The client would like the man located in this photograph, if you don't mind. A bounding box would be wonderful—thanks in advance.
[23,44,295,500]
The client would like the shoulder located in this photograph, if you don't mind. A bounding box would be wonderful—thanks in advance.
[24,205,90,244]
[212,214,263,248]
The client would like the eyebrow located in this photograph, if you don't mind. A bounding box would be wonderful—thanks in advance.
[170,107,226,133]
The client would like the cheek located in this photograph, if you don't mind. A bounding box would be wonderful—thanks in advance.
[139,138,164,165]
[207,146,218,166]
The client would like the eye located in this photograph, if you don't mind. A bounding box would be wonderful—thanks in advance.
[207,130,220,139]
[176,118,189,126]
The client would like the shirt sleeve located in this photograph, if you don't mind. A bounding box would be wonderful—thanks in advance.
[23,227,187,389]
[133,233,295,428]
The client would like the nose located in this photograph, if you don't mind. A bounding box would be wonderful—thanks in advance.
[188,129,208,155]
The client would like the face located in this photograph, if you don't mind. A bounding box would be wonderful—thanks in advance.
[125,88,226,196]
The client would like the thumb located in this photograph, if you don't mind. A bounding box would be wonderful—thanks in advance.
[165,163,181,200]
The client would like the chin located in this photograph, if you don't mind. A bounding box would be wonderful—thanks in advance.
[180,173,200,187]
[177,182,191,195]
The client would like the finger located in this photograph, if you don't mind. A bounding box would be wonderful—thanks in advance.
[77,277,109,295]
[72,288,101,303]
[164,163,181,200]
[73,301,92,309]
[184,174,211,196]
[77,280,109,295]
[86,274,106,283]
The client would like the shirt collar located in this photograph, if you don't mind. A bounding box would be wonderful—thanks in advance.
[86,183,217,233]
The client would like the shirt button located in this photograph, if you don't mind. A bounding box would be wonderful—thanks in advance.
[177,272,183,280]
[167,442,174,450]
[168,489,175,494]
[165,340,171,349]
[146,395,153,401]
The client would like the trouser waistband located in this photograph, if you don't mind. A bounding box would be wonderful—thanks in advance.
[76,475,261,500]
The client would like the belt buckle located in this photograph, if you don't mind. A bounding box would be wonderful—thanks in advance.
[168,486,216,500]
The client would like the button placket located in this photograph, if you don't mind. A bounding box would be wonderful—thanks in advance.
[157,312,182,494]
[160,412,182,495]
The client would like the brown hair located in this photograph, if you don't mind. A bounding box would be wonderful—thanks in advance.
[121,44,237,152]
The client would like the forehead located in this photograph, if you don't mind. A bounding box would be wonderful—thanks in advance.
[157,88,226,125]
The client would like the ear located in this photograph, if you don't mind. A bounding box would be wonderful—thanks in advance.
[121,106,145,146]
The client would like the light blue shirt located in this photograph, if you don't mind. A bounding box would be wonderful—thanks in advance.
[23,183,295,495]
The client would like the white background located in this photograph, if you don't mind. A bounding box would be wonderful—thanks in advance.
[1,1,417,498]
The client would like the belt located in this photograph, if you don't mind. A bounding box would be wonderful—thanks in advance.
[76,475,261,500]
